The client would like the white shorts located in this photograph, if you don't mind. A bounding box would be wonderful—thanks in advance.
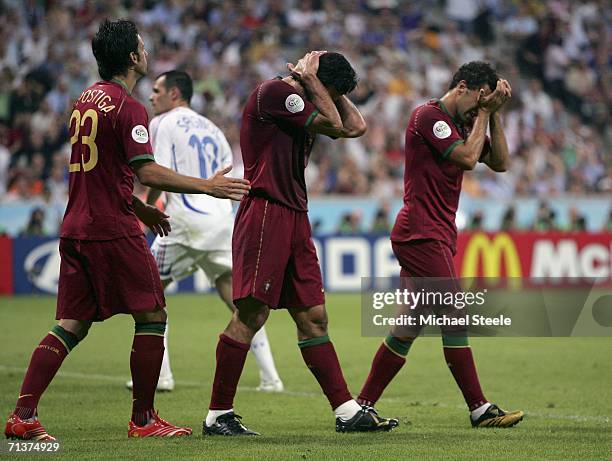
[151,240,232,284]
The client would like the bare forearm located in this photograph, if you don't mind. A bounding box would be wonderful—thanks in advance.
[135,162,210,194]
[464,111,490,164]
[448,110,489,170]
[146,187,162,205]
[301,75,342,127]
[132,195,146,219]
[336,96,367,136]
[486,112,510,172]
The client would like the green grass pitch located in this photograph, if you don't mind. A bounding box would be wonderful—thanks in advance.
[0,294,610,460]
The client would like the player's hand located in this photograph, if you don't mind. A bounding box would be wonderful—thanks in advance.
[205,165,251,201]
[287,50,327,82]
[478,79,512,113]
[139,205,172,237]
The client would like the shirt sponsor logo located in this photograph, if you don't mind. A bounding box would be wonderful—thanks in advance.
[285,94,305,113]
[433,120,452,139]
[132,125,149,144]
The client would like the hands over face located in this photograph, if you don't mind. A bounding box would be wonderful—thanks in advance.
[479,79,512,113]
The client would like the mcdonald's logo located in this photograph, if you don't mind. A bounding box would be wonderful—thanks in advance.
[461,233,522,283]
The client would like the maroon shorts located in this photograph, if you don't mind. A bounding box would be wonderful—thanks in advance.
[56,235,165,321]
[392,239,457,278]
[232,196,325,309]
[392,239,465,336]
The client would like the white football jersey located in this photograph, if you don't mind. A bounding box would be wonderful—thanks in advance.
[149,106,234,250]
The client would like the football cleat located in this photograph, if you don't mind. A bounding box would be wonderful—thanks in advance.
[4,414,55,441]
[128,411,192,438]
[471,404,524,428]
[126,376,175,392]
[203,412,260,436]
[256,379,284,393]
[336,406,399,433]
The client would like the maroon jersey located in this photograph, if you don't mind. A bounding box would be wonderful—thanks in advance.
[240,78,319,211]
[391,99,485,254]
[61,80,155,240]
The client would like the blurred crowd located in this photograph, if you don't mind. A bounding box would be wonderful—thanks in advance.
[0,0,610,236]
[329,202,612,235]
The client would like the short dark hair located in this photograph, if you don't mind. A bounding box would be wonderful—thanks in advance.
[317,52,358,95]
[449,61,498,91]
[157,70,193,103]
[92,19,140,81]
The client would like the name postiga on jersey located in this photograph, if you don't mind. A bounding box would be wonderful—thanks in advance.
[76,89,116,113]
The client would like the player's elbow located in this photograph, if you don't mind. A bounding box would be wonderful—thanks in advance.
[492,157,510,173]
[459,158,478,171]
[338,121,367,139]
[352,121,367,137]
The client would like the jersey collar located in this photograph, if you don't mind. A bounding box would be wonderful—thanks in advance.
[434,99,462,128]
[111,78,131,94]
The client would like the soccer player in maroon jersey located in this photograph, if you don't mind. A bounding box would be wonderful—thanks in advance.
[203,51,399,435]
[356,61,524,428]
[4,19,250,441]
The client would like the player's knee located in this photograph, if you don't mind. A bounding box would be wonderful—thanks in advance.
[133,307,167,324]
[58,319,92,341]
[236,305,269,333]
[297,308,328,337]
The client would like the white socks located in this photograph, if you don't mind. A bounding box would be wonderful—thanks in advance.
[159,321,173,380]
[250,327,281,383]
[205,409,233,426]
[334,400,362,421]
[470,402,491,421]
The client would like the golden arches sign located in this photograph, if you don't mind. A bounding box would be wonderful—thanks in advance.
[461,233,522,287]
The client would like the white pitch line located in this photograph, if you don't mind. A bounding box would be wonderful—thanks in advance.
[0,365,608,424]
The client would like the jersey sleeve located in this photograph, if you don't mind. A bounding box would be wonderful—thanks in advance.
[259,80,319,129]
[150,117,173,169]
[117,99,155,164]
[416,105,464,158]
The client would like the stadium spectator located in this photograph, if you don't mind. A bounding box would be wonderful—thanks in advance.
[468,210,484,231]
[500,206,517,231]
[533,201,558,231]
[337,210,363,235]
[20,207,45,236]
[568,207,587,232]
[370,203,391,234]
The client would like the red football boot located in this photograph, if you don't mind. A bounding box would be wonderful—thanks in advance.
[128,411,192,438]
[5,413,56,441]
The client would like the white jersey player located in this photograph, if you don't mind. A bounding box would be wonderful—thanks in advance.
[127,70,283,392]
